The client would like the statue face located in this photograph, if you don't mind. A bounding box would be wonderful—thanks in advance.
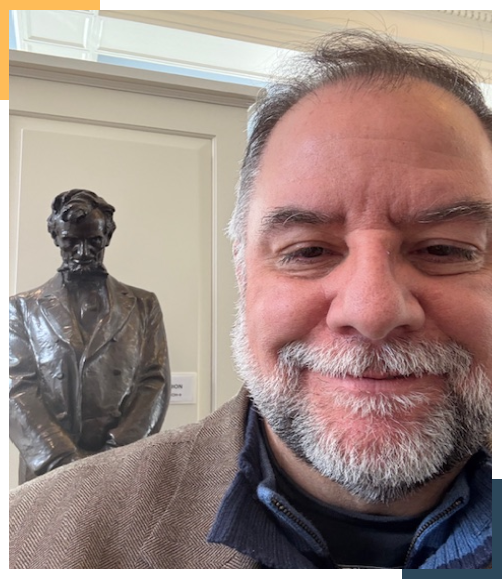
[54,209,109,276]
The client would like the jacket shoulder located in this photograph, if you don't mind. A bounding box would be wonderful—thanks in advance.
[10,276,58,304]
[10,389,250,569]
[9,423,201,568]
[108,276,158,302]
[9,277,59,321]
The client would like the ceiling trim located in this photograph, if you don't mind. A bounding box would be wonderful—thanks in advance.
[437,10,491,23]
[99,10,491,82]
[98,10,493,36]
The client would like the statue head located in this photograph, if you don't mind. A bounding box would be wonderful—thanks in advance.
[47,189,116,278]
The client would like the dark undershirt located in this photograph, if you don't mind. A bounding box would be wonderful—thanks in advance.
[264,431,427,568]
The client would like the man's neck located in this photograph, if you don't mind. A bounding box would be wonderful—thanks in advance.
[263,421,465,517]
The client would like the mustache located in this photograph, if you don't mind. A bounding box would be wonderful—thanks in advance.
[277,338,473,380]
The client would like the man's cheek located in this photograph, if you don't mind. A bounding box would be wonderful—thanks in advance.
[437,292,490,367]
[246,284,320,353]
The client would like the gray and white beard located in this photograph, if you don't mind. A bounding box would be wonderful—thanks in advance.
[231,301,491,504]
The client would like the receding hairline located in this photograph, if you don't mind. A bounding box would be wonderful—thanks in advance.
[250,75,491,194]
[263,75,490,150]
[227,30,492,254]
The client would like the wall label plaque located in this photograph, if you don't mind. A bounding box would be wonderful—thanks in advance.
[170,373,196,404]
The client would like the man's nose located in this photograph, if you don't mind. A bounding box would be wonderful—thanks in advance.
[74,241,91,259]
[325,237,425,341]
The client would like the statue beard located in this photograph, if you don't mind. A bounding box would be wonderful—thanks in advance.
[231,301,491,504]
[59,262,108,282]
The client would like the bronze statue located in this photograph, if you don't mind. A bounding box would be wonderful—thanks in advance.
[9,189,171,484]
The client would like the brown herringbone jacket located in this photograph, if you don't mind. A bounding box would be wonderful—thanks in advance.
[10,388,258,569]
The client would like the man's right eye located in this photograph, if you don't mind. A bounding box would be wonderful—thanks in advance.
[280,246,328,264]
[89,237,105,248]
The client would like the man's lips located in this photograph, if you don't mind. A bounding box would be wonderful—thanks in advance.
[307,371,445,394]
[341,375,420,391]
[359,371,414,380]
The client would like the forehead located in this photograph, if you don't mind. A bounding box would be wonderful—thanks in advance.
[55,209,107,237]
[250,81,491,228]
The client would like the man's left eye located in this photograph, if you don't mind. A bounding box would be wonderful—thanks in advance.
[417,244,477,262]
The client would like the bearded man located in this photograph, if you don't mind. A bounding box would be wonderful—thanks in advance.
[9,32,491,569]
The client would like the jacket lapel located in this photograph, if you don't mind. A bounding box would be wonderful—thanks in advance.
[38,275,84,350]
[86,276,136,358]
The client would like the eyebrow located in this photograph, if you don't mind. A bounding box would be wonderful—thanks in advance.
[260,207,344,235]
[260,201,492,235]
[414,201,492,224]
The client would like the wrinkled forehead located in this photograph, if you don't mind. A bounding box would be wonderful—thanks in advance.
[264,80,489,161]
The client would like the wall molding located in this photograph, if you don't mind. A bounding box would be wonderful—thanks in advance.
[9,50,259,109]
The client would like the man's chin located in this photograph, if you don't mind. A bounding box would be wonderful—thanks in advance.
[276,419,456,504]
[253,381,479,504]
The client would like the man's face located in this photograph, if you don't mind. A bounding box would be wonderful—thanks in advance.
[54,209,109,276]
[235,80,492,502]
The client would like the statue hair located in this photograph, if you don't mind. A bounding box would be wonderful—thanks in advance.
[47,189,117,242]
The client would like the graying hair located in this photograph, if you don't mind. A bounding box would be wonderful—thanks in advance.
[227,30,492,268]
